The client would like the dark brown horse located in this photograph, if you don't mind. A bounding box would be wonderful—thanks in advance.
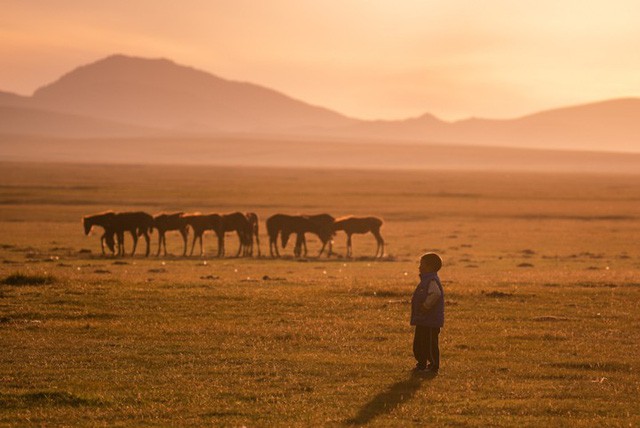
[153,212,189,257]
[333,216,384,258]
[82,211,117,255]
[244,212,260,257]
[266,214,290,258]
[111,211,154,257]
[183,213,223,257]
[281,214,335,258]
[219,212,252,258]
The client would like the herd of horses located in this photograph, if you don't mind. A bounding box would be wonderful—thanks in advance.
[82,211,385,259]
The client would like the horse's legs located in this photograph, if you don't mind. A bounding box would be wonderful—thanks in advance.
[293,234,301,257]
[270,232,280,258]
[180,228,188,257]
[117,232,125,257]
[128,230,138,257]
[302,234,308,258]
[346,233,353,258]
[143,231,150,257]
[372,229,385,258]
[189,231,198,256]
[162,233,168,256]
[235,230,243,257]
[156,231,163,256]
[255,231,261,257]
[217,233,223,258]
[100,233,106,255]
[318,239,327,257]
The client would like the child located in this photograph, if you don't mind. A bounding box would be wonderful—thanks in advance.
[410,252,444,374]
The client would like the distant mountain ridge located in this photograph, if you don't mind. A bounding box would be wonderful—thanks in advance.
[1,54,639,152]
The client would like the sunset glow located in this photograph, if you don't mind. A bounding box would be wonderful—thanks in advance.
[2,0,640,120]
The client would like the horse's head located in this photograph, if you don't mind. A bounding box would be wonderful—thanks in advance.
[281,228,292,248]
[82,217,93,235]
[317,226,335,243]
[105,233,116,254]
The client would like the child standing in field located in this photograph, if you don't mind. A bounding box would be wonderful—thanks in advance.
[411,252,444,374]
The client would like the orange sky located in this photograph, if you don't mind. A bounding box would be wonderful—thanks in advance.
[2,0,640,120]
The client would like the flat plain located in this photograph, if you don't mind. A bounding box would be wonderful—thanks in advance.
[0,162,639,427]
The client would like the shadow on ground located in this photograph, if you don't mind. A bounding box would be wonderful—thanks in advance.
[345,371,435,425]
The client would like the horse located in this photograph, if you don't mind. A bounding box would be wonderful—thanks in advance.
[333,216,384,258]
[82,211,117,255]
[219,212,252,257]
[266,213,292,258]
[281,214,335,258]
[304,213,335,257]
[182,213,223,257]
[111,211,154,257]
[244,212,261,257]
[153,212,189,257]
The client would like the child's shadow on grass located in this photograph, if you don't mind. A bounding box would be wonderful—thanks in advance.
[345,371,435,425]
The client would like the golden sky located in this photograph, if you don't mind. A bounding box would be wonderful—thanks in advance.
[2,0,640,120]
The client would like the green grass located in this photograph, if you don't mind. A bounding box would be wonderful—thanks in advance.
[0,162,639,426]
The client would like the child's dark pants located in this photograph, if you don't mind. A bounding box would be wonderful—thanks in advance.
[413,325,440,371]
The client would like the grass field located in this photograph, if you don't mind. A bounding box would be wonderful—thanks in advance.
[1,162,639,426]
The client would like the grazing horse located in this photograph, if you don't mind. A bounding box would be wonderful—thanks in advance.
[183,213,223,257]
[245,212,261,257]
[82,211,117,255]
[112,211,154,257]
[266,213,292,258]
[219,212,252,258]
[333,216,385,258]
[281,214,335,258]
[153,212,189,256]
[305,214,335,257]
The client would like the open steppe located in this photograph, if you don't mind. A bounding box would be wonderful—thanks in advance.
[1,162,639,426]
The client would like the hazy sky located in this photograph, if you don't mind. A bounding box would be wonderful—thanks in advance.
[2,0,640,120]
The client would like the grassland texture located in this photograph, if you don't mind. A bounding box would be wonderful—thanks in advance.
[1,162,639,427]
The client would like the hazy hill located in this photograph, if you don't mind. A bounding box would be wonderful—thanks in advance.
[29,54,357,134]
[0,54,639,152]
[339,98,640,152]
[441,98,640,152]
[0,91,31,108]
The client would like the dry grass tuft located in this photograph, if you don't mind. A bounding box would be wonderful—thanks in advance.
[2,272,55,286]
[0,391,104,409]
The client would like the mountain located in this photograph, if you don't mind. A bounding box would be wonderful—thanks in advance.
[439,98,640,152]
[29,54,357,134]
[0,54,639,152]
[0,91,31,108]
[339,98,640,151]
